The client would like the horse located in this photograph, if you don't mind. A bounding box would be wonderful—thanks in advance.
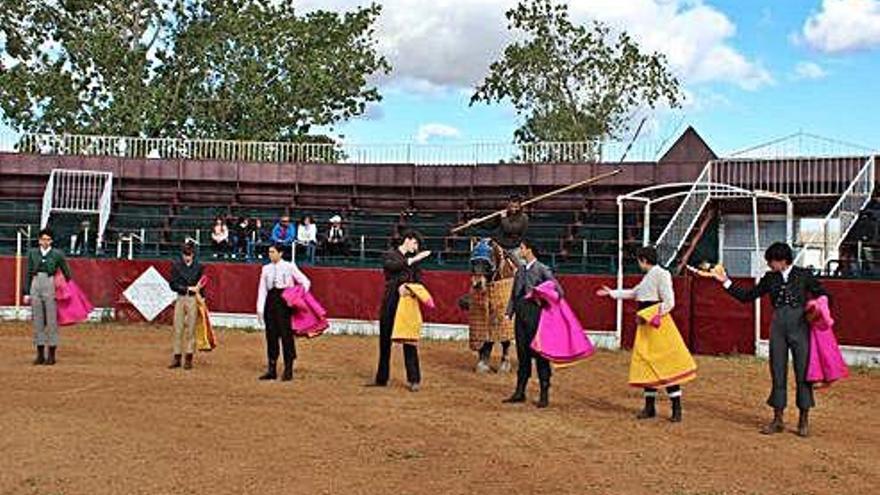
[459,238,517,373]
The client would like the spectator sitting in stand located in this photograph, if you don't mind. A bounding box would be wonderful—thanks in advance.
[296,215,318,265]
[244,218,263,261]
[271,215,296,261]
[211,216,230,258]
[324,215,349,258]
[231,216,248,260]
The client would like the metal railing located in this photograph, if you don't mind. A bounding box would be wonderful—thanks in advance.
[41,169,114,249]
[794,156,876,267]
[709,156,867,197]
[655,152,877,267]
[12,132,664,165]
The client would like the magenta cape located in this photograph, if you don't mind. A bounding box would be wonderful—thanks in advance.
[54,273,94,326]
[282,286,329,338]
[527,280,595,365]
[805,296,849,387]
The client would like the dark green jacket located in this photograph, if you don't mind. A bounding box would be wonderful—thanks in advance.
[24,247,71,295]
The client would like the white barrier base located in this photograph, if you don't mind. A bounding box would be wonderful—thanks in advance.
[0,306,622,351]
[756,339,880,368]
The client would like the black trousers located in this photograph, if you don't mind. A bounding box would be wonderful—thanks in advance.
[264,289,296,366]
[514,299,551,384]
[375,290,421,385]
[768,306,814,410]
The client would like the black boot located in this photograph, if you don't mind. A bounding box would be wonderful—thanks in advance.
[797,408,810,438]
[536,381,550,408]
[168,354,182,369]
[46,346,57,366]
[503,378,527,403]
[281,361,294,382]
[760,407,785,435]
[259,360,277,380]
[183,353,193,370]
[670,397,682,423]
[637,396,657,419]
[34,345,46,365]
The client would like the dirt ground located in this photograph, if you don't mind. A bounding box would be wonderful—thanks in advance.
[1,322,879,495]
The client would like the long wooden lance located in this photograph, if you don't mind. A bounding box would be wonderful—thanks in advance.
[450,117,647,235]
[450,168,622,234]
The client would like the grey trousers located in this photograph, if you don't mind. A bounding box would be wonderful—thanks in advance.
[768,306,814,410]
[31,272,58,346]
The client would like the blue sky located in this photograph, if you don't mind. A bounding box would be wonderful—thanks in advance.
[3,0,879,157]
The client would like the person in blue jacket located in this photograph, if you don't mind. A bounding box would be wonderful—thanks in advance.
[270,215,296,261]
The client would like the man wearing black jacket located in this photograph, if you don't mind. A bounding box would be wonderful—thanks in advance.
[503,239,562,408]
[713,242,829,437]
[373,230,431,391]
[167,243,204,370]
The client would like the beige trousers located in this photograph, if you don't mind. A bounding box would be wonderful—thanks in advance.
[173,295,197,355]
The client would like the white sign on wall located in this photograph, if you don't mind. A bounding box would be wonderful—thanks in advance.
[122,266,177,321]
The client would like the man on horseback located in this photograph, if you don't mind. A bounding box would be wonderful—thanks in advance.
[485,195,529,266]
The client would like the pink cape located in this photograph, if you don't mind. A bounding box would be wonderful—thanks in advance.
[54,272,94,326]
[805,296,849,387]
[282,286,329,338]
[527,280,595,365]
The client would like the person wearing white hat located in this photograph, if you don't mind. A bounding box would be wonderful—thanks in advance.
[325,215,349,258]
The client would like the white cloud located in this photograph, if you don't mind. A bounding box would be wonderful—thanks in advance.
[793,61,829,80]
[800,0,880,53]
[296,0,772,92]
[415,123,462,144]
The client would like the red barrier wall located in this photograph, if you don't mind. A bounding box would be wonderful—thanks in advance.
[2,257,879,352]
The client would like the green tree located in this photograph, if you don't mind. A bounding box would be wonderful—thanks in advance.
[471,0,682,147]
[0,0,389,142]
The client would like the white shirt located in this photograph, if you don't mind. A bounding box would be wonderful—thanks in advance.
[781,265,793,283]
[608,265,675,314]
[525,259,537,271]
[39,246,51,257]
[297,224,317,243]
[212,225,229,242]
[256,259,311,313]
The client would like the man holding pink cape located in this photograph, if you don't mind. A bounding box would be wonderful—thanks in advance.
[23,228,74,365]
[503,239,563,408]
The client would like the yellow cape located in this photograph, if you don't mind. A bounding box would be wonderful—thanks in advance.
[392,283,433,345]
[194,294,216,352]
[628,304,696,388]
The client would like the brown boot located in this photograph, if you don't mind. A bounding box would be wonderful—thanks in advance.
[33,345,46,365]
[183,353,193,370]
[168,354,182,369]
[797,409,810,438]
[46,346,57,365]
[760,408,785,435]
